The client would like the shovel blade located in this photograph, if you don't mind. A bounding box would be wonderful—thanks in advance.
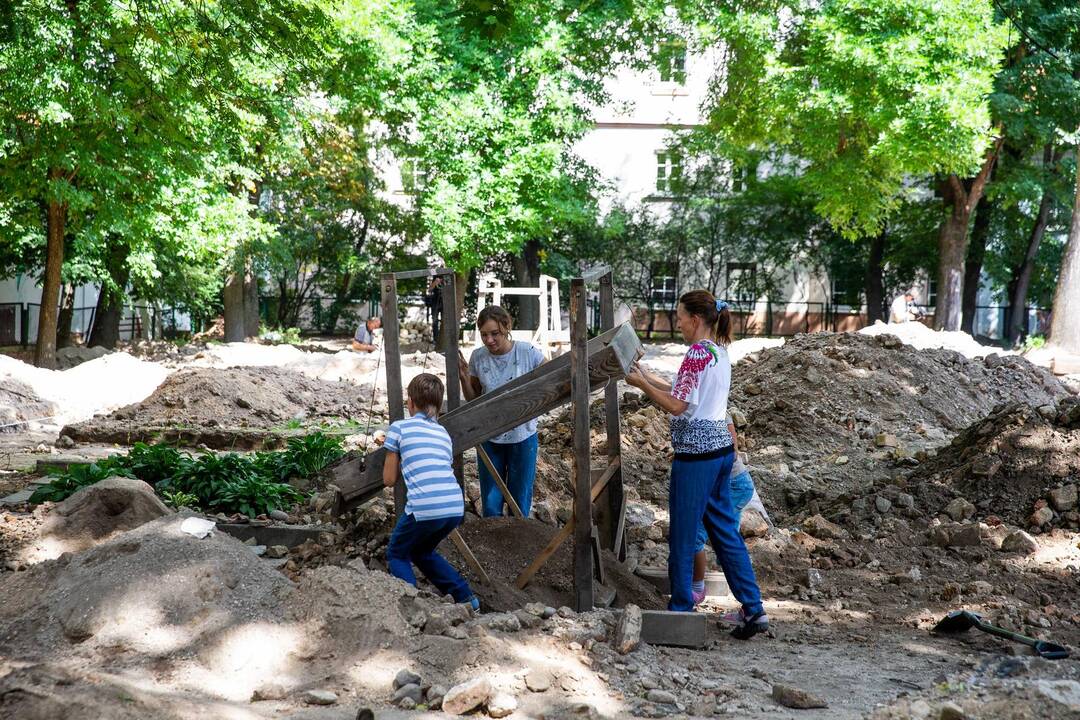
[934,610,980,634]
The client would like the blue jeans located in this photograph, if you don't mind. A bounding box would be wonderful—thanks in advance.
[696,469,754,552]
[669,450,763,614]
[386,513,473,603]
[478,434,539,518]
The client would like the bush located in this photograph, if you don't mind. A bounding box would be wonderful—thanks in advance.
[30,431,343,517]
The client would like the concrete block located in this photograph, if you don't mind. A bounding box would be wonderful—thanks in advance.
[640,610,707,648]
[215,522,332,548]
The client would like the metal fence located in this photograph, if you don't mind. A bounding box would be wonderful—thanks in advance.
[0,302,194,347]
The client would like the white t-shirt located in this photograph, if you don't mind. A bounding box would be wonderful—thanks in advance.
[670,339,734,454]
[889,296,912,324]
[469,341,544,444]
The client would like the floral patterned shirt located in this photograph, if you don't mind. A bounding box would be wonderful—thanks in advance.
[670,339,733,454]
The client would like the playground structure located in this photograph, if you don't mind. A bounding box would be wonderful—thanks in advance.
[332,266,639,611]
[474,272,569,358]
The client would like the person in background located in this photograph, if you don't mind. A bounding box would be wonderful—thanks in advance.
[626,290,768,640]
[383,373,479,611]
[425,276,444,345]
[889,290,920,324]
[352,316,382,352]
[458,305,544,517]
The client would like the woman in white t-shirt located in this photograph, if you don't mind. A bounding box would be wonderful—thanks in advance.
[626,290,767,639]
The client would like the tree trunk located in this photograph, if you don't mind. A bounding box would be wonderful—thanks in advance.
[1047,160,1080,353]
[244,269,260,337]
[1008,145,1058,346]
[511,240,542,330]
[88,242,130,349]
[56,282,75,349]
[34,172,67,368]
[864,228,886,323]
[223,271,246,342]
[961,193,992,334]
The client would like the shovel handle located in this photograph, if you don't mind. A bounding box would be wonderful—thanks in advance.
[975,619,1071,659]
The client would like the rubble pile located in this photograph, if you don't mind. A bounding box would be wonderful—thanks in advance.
[908,399,1080,531]
[60,366,374,448]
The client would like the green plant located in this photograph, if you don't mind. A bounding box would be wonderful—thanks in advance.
[210,475,306,517]
[124,443,189,486]
[277,432,345,480]
[259,325,303,345]
[1021,335,1046,353]
[29,462,134,503]
[161,489,200,510]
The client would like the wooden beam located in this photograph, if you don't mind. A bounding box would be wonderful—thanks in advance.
[448,529,490,585]
[590,525,606,587]
[380,273,406,516]
[581,265,614,283]
[571,279,593,613]
[513,459,620,590]
[442,273,464,484]
[391,267,454,281]
[597,271,625,557]
[477,445,523,519]
[331,324,642,514]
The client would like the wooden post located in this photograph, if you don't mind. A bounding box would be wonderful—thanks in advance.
[597,271,625,558]
[570,278,593,612]
[381,273,406,516]
[441,272,464,484]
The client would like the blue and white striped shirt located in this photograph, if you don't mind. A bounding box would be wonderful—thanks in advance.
[384,412,464,520]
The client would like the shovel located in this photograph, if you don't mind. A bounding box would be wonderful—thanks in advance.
[933,610,1070,660]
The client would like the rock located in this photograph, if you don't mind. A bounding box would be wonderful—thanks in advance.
[473,612,521,633]
[740,508,769,538]
[1029,506,1054,527]
[269,509,290,522]
[896,493,915,510]
[1001,529,1038,555]
[302,689,338,706]
[40,476,170,554]
[251,683,287,701]
[525,670,552,692]
[802,514,847,540]
[487,692,518,718]
[745,383,762,396]
[540,703,599,720]
[55,434,76,449]
[613,604,642,654]
[392,683,423,705]
[875,496,892,514]
[804,568,824,590]
[938,701,966,720]
[426,685,447,709]
[398,697,416,710]
[835,455,849,466]
[265,545,289,559]
[875,433,898,448]
[1048,485,1078,512]
[515,609,543,629]
[945,498,976,522]
[1037,680,1080,711]
[771,684,827,709]
[394,668,422,689]
[524,602,547,617]
[441,677,492,715]
[949,524,983,547]
[646,689,678,705]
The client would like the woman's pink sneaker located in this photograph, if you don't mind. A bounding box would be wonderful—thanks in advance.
[692,588,707,605]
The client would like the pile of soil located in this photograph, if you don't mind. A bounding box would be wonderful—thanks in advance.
[909,399,1080,530]
[60,366,374,449]
[444,517,664,613]
[0,377,55,432]
[38,476,171,555]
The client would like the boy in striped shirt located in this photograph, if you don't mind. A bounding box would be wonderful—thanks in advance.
[383,373,478,611]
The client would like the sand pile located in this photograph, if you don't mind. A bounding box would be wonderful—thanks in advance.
[907,399,1080,530]
[859,320,1001,359]
[60,366,374,448]
[0,376,55,432]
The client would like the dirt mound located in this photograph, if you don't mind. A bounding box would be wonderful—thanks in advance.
[0,376,55,432]
[908,399,1080,529]
[38,477,171,555]
[60,366,374,448]
[444,516,664,612]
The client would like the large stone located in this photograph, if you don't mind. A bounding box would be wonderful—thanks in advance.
[426,685,448,709]
[771,684,827,709]
[525,670,552,693]
[1048,485,1078,512]
[875,433,898,448]
[646,689,678,705]
[1036,680,1080,711]
[392,683,423,705]
[740,508,769,538]
[441,677,493,715]
[613,604,642,654]
[875,496,892,514]
[40,476,170,554]
[802,514,847,540]
[302,689,338,706]
[1029,506,1054,527]
[1001,529,1038,555]
[487,692,518,718]
[944,497,976,522]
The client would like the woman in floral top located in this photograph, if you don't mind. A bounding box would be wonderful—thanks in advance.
[626,290,767,639]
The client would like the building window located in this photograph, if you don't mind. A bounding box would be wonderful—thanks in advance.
[657,40,687,84]
[726,262,757,306]
[401,160,426,194]
[650,262,678,308]
[927,280,937,308]
[656,151,682,194]
[831,277,860,308]
[731,165,748,193]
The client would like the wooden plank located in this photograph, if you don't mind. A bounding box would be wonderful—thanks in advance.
[590,525,606,587]
[514,458,620,589]
[477,444,523,519]
[597,271,625,555]
[640,610,708,648]
[391,267,454,281]
[381,273,406,516]
[448,529,491,585]
[581,264,614,283]
[332,324,642,514]
[442,273,464,484]
[570,278,593,613]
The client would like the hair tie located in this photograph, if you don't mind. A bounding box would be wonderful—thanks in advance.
[715,299,729,312]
